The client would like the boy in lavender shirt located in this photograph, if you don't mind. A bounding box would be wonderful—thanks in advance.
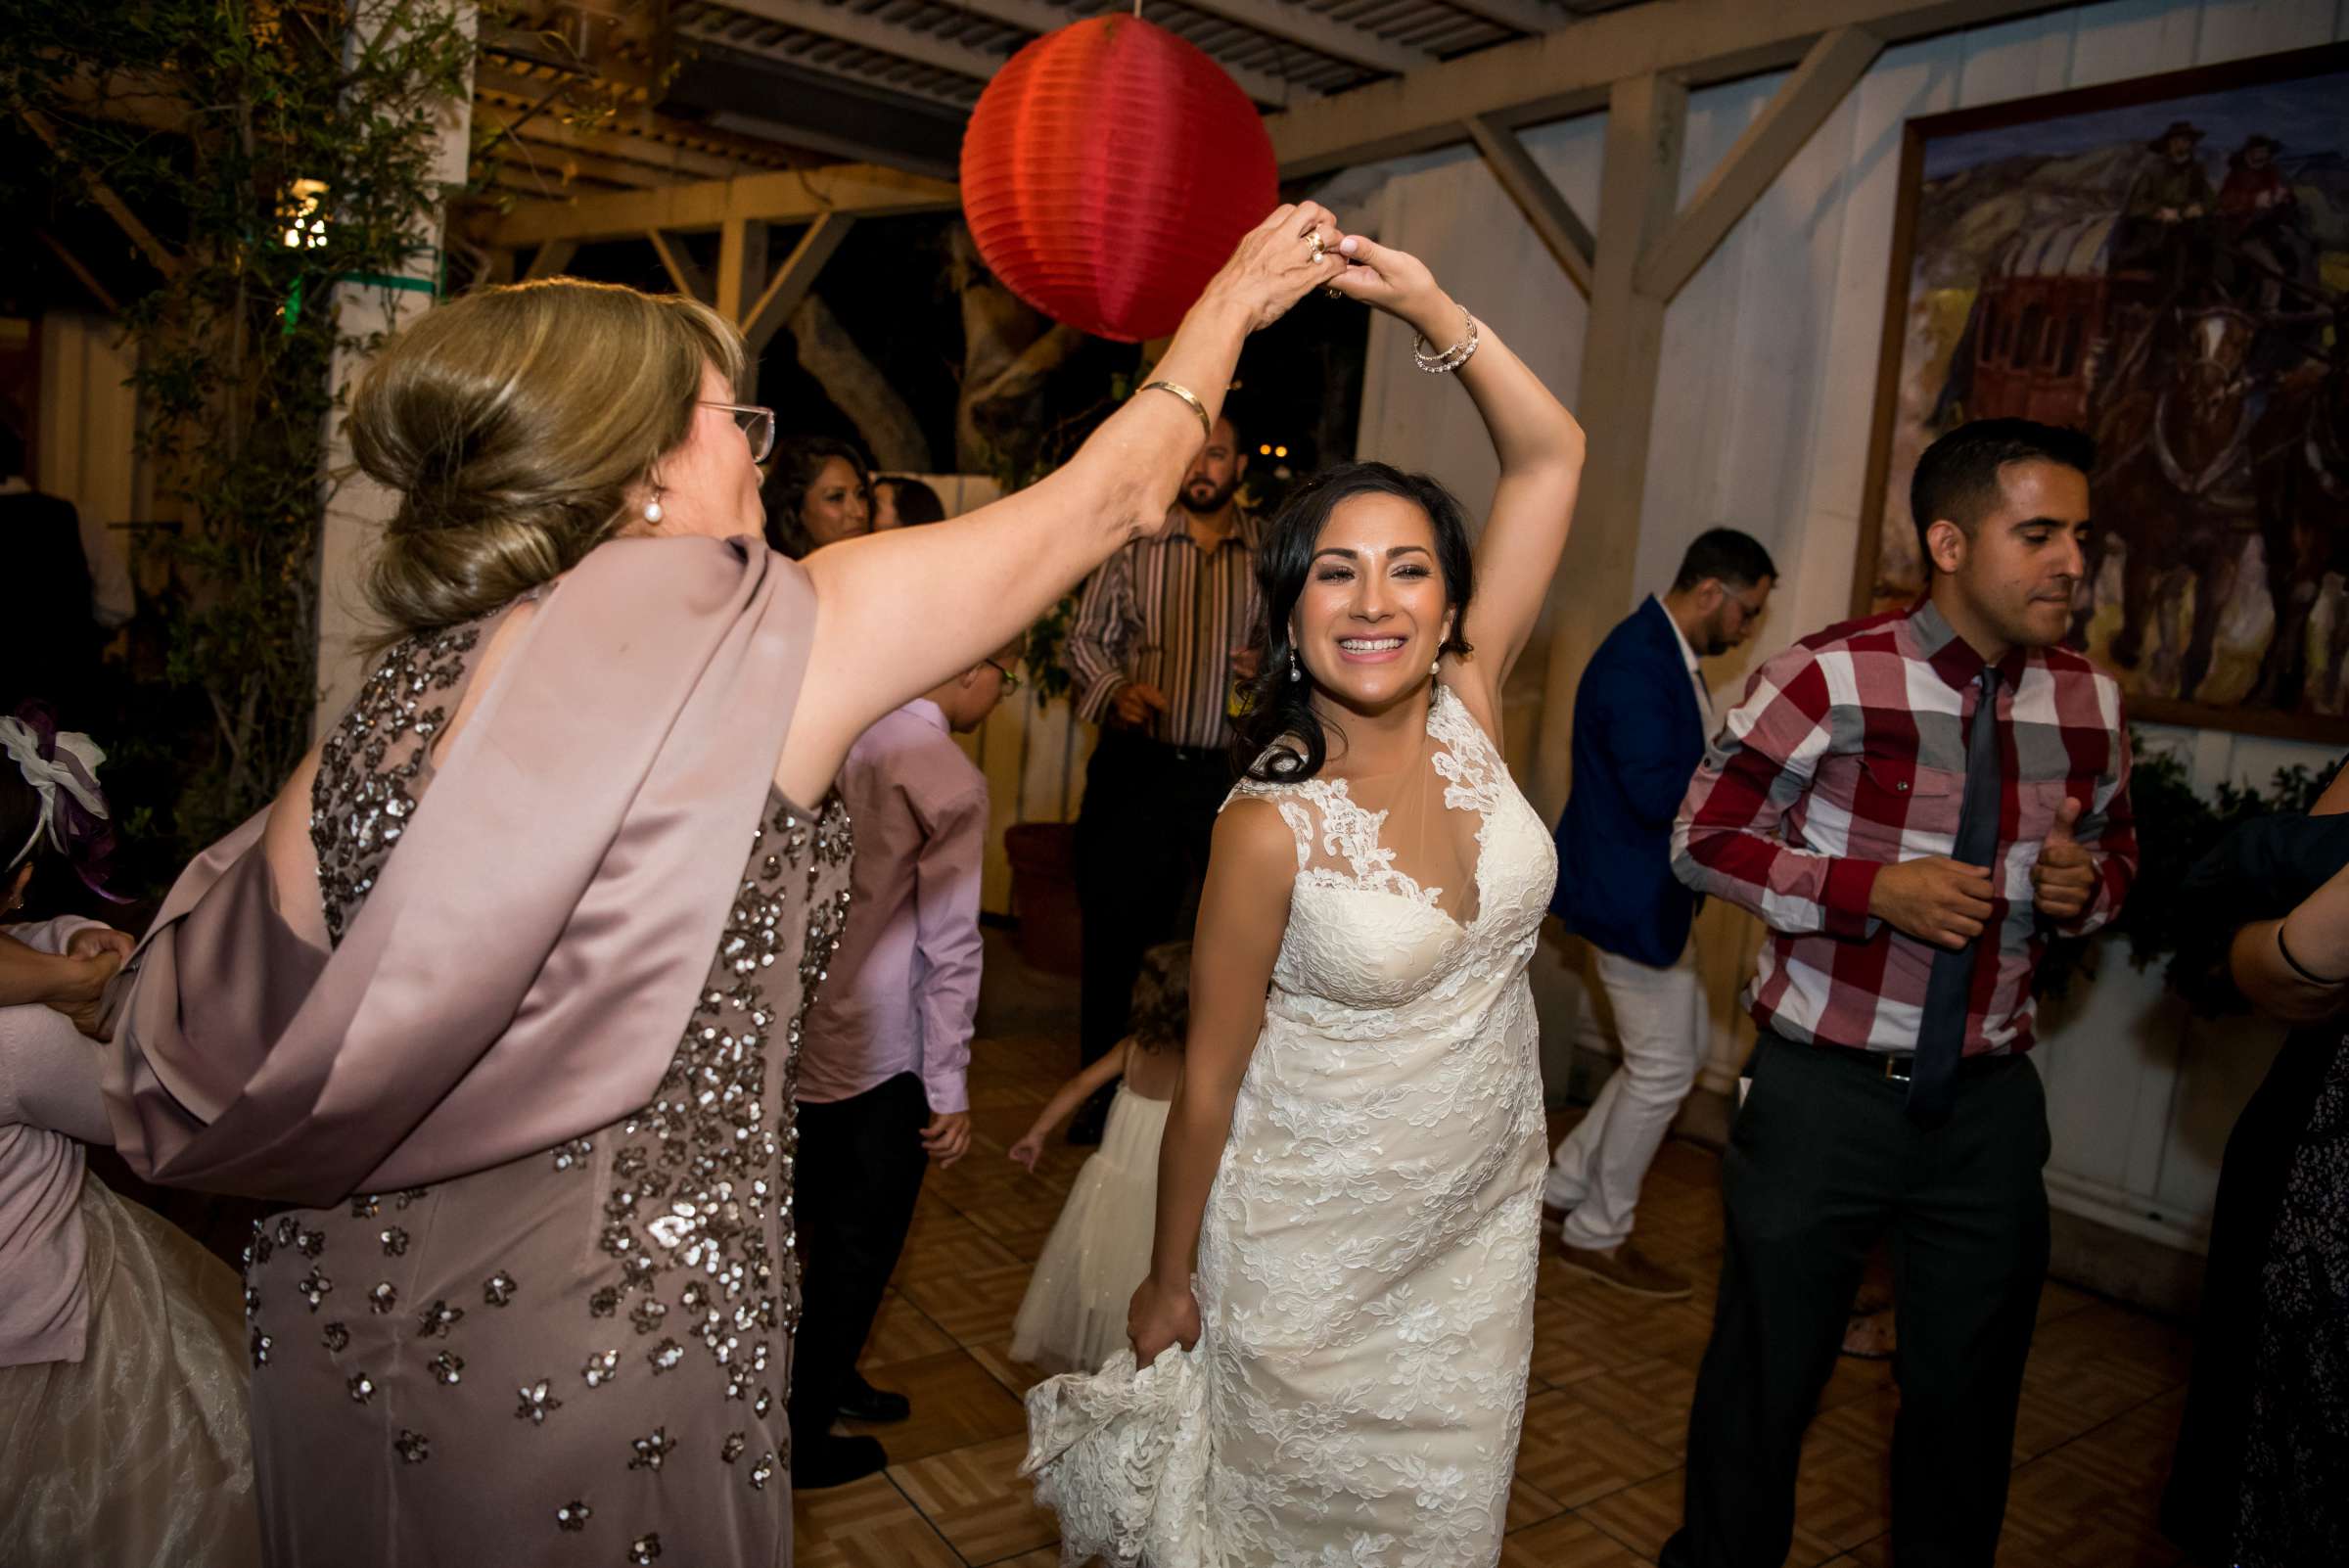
[787,623,1021,1488]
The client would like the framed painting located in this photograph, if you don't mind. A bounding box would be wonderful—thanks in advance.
[1854,42,2349,742]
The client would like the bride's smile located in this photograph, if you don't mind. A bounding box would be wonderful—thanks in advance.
[1295,492,1456,712]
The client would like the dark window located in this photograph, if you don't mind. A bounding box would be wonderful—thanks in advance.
[2017,301,2048,368]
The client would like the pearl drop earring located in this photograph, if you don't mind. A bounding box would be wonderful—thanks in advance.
[643,492,665,525]
[1288,649,1302,683]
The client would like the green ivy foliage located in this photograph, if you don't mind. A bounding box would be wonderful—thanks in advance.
[2038,738,2343,1012]
[2,1,475,865]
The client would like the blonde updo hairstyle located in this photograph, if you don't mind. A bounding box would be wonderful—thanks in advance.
[349,279,748,637]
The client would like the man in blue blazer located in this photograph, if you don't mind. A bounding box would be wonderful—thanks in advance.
[1547,528,1775,1298]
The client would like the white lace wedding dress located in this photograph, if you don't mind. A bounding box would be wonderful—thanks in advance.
[1024,683,1556,1568]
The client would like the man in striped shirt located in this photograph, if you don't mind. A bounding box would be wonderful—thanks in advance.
[1660,420,2137,1568]
[1063,413,1260,1140]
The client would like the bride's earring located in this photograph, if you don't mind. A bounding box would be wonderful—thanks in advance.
[1288,649,1302,683]
[643,484,666,526]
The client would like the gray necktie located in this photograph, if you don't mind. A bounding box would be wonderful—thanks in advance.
[1910,668,2001,1128]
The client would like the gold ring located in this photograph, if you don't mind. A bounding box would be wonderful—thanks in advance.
[1306,231,1325,264]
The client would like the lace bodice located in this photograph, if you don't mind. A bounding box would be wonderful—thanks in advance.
[1227,682,1557,1025]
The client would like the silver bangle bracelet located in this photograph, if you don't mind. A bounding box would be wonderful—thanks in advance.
[1412,308,1480,374]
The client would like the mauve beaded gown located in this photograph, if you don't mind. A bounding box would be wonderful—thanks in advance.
[236,611,852,1564]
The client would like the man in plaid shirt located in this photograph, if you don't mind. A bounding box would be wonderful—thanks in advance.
[1660,420,2137,1568]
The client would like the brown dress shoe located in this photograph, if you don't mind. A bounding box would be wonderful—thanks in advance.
[1555,1238,1692,1300]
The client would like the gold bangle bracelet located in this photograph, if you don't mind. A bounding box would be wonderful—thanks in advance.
[1139,379,1212,439]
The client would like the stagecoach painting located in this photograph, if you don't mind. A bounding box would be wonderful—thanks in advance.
[1857,44,2349,742]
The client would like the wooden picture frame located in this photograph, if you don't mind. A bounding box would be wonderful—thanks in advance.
[1853,41,2349,744]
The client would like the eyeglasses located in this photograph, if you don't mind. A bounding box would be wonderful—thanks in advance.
[700,401,775,464]
[985,657,1024,694]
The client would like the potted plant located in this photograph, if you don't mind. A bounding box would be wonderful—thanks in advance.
[1001,591,1086,974]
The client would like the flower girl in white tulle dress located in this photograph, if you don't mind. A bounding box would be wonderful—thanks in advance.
[1006,943,1189,1374]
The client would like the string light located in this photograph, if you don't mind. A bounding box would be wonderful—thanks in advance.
[283,179,328,250]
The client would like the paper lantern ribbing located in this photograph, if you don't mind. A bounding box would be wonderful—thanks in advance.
[959,16,1277,344]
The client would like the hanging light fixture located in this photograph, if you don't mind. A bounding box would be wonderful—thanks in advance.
[959,15,1277,344]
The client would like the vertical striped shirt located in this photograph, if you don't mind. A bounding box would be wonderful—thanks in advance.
[1065,511,1263,751]
[1671,599,2138,1057]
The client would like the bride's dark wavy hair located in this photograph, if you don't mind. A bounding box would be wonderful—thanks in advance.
[1233,462,1475,784]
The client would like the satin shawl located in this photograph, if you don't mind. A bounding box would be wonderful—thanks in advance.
[105,536,817,1206]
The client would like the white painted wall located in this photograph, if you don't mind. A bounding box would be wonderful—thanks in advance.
[1350,0,2349,1251]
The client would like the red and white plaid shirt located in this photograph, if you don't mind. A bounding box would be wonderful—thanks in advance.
[1671,600,2137,1056]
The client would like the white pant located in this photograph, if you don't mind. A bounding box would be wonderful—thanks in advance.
[1545,940,1706,1250]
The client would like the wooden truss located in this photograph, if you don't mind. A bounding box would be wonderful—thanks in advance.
[478,0,2079,803]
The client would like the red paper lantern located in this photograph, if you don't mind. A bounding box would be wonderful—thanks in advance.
[959,16,1278,344]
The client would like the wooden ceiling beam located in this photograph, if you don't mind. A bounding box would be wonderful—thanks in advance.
[939,0,1313,103]
[1170,0,1431,74]
[1438,0,1574,36]
[1463,113,1592,297]
[1266,0,2074,176]
[484,163,960,248]
[741,212,854,353]
[475,108,760,182]
[473,65,812,166]
[1633,23,1884,301]
[648,228,713,300]
[713,0,1011,80]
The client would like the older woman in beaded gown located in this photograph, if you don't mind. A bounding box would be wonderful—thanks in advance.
[101,206,1347,1566]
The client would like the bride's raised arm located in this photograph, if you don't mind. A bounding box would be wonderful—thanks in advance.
[1324,235,1586,720]
[778,205,1345,804]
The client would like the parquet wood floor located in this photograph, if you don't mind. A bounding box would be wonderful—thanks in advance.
[794,1033,2198,1566]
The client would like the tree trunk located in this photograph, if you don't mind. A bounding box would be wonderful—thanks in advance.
[787,294,934,471]
[951,224,1084,476]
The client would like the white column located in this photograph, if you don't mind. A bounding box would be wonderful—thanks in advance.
[313,3,477,737]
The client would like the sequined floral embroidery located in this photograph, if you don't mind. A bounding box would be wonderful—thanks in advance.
[516,1380,561,1424]
[588,793,852,1416]
[629,1428,676,1471]
[310,623,481,945]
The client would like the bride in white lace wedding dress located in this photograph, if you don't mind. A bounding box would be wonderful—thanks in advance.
[1021,232,1586,1568]
[1198,680,1559,1562]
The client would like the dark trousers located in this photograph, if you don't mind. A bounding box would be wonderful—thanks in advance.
[787,1072,930,1453]
[1661,1032,2052,1568]
[1075,730,1230,1065]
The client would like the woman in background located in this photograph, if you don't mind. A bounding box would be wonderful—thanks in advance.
[761,435,873,557]
[871,476,945,531]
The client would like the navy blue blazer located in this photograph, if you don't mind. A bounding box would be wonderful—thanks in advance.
[1549,597,1711,967]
